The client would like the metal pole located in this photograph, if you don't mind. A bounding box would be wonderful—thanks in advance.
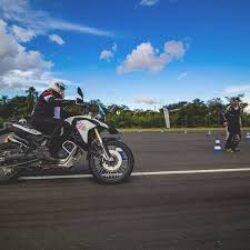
[163,108,170,129]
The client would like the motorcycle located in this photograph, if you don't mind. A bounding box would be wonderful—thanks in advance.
[0,88,134,184]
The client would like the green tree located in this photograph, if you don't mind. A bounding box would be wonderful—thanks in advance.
[25,87,38,114]
[206,98,225,127]
[0,95,8,104]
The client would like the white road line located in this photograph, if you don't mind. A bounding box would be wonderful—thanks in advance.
[19,174,93,181]
[132,168,250,176]
[18,168,250,181]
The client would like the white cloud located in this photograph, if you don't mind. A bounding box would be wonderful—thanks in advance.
[112,43,118,52]
[0,19,53,90]
[10,25,36,42]
[140,0,159,7]
[177,72,188,81]
[1,69,70,91]
[243,100,250,113]
[223,85,250,95]
[49,34,65,45]
[135,95,160,105]
[117,40,186,74]
[1,70,47,90]
[0,0,113,37]
[47,20,112,37]
[100,50,114,61]
[100,43,118,62]
[0,0,89,91]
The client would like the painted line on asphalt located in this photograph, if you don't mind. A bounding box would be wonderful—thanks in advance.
[19,174,92,181]
[18,168,250,181]
[132,168,250,176]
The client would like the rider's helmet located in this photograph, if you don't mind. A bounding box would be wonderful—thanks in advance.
[48,81,66,98]
[230,97,241,102]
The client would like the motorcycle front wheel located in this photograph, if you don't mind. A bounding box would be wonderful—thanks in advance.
[89,140,134,184]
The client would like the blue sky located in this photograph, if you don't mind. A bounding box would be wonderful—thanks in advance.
[0,0,250,109]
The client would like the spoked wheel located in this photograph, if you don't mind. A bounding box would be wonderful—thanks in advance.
[0,142,23,183]
[89,140,134,184]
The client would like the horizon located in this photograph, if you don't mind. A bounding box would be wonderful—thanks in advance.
[1,86,248,114]
[0,0,250,110]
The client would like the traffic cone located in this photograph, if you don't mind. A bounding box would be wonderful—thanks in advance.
[213,138,222,153]
[245,132,250,141]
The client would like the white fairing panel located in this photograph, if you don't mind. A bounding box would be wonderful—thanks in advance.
[93,119,109,129]
[13,123,42,136]
[75,120,96,144]
[65,115,92,125]
[65,115,109,130]
[65,115,110,144]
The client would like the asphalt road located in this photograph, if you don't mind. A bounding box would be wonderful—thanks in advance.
[0,131,250,250]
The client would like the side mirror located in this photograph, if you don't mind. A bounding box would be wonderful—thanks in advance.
[77,87,84,100]
[76,98,83,104]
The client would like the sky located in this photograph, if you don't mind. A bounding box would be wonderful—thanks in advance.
[0,0,250,110]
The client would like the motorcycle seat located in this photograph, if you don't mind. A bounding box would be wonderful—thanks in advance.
[10,123,42,137]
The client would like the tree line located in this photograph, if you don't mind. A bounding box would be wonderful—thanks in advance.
[1,87,250,128]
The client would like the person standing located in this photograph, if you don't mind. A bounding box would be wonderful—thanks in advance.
[221,97,242,152]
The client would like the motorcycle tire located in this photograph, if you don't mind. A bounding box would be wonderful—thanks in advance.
[0,142,23,183]
[89,140,134,184]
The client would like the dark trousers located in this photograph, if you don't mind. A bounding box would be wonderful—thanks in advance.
[31,117,69,155]
[225,127,241,150]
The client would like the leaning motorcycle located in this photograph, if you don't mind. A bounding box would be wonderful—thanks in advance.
[0,88,134,184]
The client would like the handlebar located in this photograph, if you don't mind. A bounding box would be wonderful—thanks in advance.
[61,99,89,107]
[61,99,104,118]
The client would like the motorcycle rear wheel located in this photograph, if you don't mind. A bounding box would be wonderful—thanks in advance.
[0,142,23,183]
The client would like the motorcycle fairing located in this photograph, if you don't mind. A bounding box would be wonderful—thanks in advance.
[65,115,109,144]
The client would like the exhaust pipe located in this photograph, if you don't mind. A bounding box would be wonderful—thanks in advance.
[4,152,37,161]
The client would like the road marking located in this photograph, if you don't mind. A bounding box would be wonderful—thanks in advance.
[18,168,250,181]
[132,168,250,176]
[19,174,93,181]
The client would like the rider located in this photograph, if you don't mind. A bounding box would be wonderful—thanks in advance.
[221,97,242,152]
[31,81,68,157]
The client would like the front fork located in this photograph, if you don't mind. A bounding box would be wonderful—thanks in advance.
[93,128,113,161]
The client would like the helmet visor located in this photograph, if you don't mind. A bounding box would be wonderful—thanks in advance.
[56,82,66,91]
[60,85,66,91]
